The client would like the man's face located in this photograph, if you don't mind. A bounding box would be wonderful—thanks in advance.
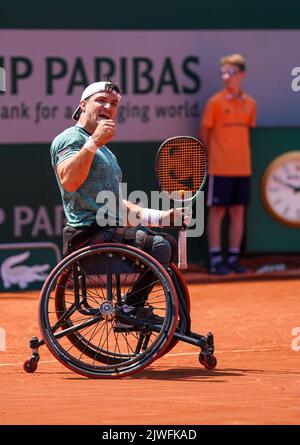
[220,63,245,89]
[80,91,120,128]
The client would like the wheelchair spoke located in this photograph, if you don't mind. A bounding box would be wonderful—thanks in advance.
[65,319,104,356]
[124,269,151,295]
[54,314,102,340]
[116,330,139,356]
[86,275,106,301]
[50,292,75,307]
[47,303,77,333]
[78,320,104,361]
[110,329,122,359]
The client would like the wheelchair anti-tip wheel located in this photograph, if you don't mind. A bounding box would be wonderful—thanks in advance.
[199,352,217,370]
[39,243,179,378]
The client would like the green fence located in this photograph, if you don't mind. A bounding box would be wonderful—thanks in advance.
[1,0,300,29]
[1,128,300,271]
[247,128,300,252]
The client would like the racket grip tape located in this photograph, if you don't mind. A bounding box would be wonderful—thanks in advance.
[178,228,187,270]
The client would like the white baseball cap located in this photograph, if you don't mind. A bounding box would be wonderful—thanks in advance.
[72,81,122,121]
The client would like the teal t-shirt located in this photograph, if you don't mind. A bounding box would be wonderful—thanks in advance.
[50,125,124,227]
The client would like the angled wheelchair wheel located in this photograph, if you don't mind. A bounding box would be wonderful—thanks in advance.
[39,243,178,378]
[162,262,191,355]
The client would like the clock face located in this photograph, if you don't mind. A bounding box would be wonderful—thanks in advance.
[262,151,300,228]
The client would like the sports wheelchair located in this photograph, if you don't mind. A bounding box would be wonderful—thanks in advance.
[24,242,217,378]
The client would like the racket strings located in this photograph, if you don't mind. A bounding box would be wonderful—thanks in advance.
[156,138,206,194]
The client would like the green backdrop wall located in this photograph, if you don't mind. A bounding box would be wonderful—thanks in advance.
[1,0,300,29]
[1,128,300,269]
[247,128,300,252]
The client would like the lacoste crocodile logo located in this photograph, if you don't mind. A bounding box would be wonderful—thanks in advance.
[0,251,50,290]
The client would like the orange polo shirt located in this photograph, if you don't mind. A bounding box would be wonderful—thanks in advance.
[200,89,256,176]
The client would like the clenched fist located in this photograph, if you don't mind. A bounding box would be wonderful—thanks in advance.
[92,119,116,147]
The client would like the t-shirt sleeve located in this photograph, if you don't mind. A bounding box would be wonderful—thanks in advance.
[51,134,84,168]
[200,98,218,128]
[249,99,256,127]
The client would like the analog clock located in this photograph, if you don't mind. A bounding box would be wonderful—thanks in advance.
[261,151,300,228]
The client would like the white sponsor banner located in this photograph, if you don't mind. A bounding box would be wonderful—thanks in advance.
[0,30,299,143]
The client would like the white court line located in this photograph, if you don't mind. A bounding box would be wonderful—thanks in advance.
[0,360,56,367]
[161,347,280,358]
[0,348,280,367]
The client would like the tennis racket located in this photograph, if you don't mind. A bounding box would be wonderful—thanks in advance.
[155,136,207,270]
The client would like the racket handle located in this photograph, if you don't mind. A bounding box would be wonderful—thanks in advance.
[178,228,187,270]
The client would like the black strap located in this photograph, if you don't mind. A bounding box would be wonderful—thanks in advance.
[112,226,154,253]
[111,227,138,243]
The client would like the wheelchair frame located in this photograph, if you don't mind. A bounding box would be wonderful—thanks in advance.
[24,243,217,378]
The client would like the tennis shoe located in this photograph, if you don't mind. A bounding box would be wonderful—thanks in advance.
[114,306,164,332]
[209,261,230,275]
[228,259,247,274]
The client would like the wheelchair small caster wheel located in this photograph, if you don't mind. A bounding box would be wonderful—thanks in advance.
[23,357,39,373]
[199,353,217,370]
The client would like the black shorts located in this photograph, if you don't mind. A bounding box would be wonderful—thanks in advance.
[207,175,251,207]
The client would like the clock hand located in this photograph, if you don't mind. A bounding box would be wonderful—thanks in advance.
[273,176,298,191]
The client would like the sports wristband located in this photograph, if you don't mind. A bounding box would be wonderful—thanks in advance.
[141,208,165,227]
[84,136,98,153]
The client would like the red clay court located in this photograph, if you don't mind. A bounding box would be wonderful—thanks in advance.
[0,277,299,425]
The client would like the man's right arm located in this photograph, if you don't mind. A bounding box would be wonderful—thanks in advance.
[57,119,116,193]
[57,149,95,193]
